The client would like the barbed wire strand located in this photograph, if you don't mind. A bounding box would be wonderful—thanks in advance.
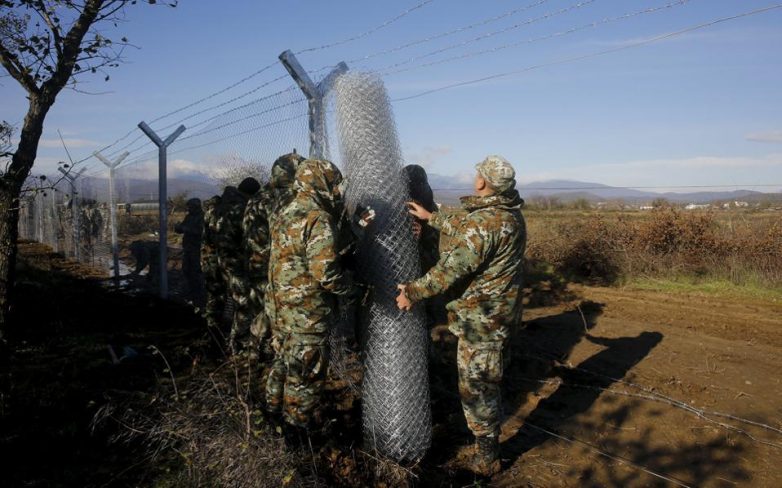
[523,422,694,487]
[77,1,435,164]
[378,0,601,73]
[309,0,555,74]
[393,4,782,102]
[384,0,692,76]
[295,0,436,55]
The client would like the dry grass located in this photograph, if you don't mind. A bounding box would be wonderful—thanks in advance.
[526,208,782,287]
[93,355,423,487]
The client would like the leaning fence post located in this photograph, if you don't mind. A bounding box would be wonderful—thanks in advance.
[58,166,87,261]
[279,50,348,159]
[137,122,186,299]
[94,150,130,285]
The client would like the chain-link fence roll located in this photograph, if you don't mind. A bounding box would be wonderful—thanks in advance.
[332,71,432,462]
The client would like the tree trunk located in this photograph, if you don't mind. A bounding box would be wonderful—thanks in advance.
[0,189,20,337]
[0,96,51,336]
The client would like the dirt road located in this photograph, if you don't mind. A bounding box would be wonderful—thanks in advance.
[482,286,782,487]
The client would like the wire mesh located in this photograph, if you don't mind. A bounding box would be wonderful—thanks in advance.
[330,71,432,462]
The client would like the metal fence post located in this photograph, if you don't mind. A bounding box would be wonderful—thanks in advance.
[94,150,130,284]
[137,122,186,299]
[279,50,347,159]
[58,166,87,261]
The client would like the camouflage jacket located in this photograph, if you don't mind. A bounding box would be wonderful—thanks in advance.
[406,190,526,343]
[269,160,354,335]
[242,187,272,285]
[201,196,221,266]
[214,187,249,277]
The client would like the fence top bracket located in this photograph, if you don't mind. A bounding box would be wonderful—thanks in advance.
[137,122,186,148]
[94,150,130,169]
[278,50,348,100]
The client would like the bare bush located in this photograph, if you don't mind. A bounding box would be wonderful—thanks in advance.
[213,156,270,190]
[526,208,782,286]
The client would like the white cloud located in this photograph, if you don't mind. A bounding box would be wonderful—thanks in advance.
[118,158,215,180]
[746,131,782,144]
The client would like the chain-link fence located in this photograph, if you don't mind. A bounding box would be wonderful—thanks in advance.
[331,71,432,462]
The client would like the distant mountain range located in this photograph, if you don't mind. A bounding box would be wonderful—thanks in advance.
[73,174,781,206]
[429,176,782,205]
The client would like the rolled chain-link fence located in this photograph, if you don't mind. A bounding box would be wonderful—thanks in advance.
[331,71,432,462]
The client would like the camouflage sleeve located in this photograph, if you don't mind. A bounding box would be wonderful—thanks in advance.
[243,203,270,277]
[306,211,354,296]
[406,215,487,302]
[428,209,446,232]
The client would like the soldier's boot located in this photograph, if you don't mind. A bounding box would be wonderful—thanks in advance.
[471,435,501,477]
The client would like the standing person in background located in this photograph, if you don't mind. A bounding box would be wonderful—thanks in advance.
[266,159,357,442]
[404,164,445,327]
[396,156,526,477]
[174,198,204,298]
[80,199,103,262]
[215,178,261,356]
[201,195,225,330]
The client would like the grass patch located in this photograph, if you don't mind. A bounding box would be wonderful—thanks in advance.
[625,276,782,302]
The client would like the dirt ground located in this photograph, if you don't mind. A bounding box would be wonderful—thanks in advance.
[2,242,781,487]
[483,286,782,487]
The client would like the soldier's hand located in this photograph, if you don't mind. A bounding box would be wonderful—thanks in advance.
[359,207,376,228]
[407,201,432,222]
[412,219,424,240]
[396,284,413,311]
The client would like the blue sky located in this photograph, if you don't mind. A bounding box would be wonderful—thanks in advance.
[2,0,781,191]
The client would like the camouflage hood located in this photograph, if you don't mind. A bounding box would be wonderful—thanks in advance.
[294,159,344,215]
[460,188,524,212]
[404,164,437,213]
[271,152,305,191]
[220,185,248,209]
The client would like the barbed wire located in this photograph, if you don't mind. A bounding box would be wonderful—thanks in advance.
[393,4,782,102]
[77,1,436,165]
[377,0,601,73]
[384,0,692,76]
[106,85,301,160]
[294,0,436,55]
[309,0,555,74]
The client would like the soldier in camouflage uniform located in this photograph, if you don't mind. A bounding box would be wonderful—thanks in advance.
[242,152,305,354]
[397,155,526,476]
[201,196,225,329]
[80,199,103,260]
[266,159,356,433]
[174,198,204,297]
[215,178,260,355]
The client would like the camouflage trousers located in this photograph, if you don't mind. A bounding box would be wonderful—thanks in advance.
[202,261,225,329]
[457,337,506,438]
[247,285,271,343]
[226,272,253,354]
[265,332,328,428]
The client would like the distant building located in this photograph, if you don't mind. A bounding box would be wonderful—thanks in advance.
[685,203,711,210]
[734,201,749,208]
[639,205,654,210]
